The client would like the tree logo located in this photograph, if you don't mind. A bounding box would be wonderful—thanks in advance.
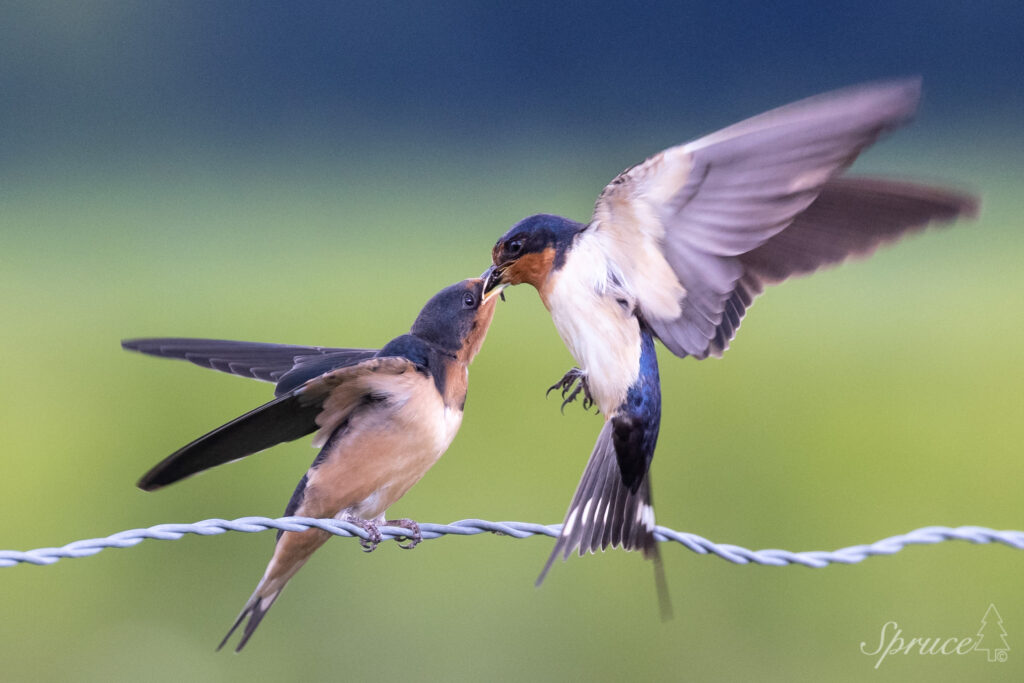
[975,604,1010,663]
[860,604,1010,668]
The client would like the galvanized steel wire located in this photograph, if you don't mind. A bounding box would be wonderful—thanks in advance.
[2,516,1022,568]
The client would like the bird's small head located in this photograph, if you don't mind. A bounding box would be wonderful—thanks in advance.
[411,278,500,364]
[484,214,584,294]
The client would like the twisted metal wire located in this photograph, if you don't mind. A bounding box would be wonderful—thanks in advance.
[2,517,1022,568]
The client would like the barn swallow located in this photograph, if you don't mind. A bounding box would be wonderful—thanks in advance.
[123,278,499,651]
[483,79,978,583]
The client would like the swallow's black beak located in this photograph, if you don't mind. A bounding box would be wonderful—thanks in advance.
[482,265,507,302]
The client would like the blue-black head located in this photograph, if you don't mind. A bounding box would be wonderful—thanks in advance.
[407,278,499,363]
[484,214,585,293]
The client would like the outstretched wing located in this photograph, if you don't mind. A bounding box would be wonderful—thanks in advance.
[590,78,977,359]
[136,355,422,490]
[704,177,978,353]
[136,392,324,490]
[121,338,378,395]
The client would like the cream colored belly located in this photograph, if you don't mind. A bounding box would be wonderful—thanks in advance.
[536,234,643,415]
[300,383,462,522]
[545,283,641,415]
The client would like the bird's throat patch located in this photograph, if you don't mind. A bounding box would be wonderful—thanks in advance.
[505,247,556,287]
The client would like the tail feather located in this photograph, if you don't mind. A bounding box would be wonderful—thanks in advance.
[219,526,331,652]
[594,448,624,552]
[537,420,658,585]
[604,463,626,550]
[218,590,281,653]
[574,445,611,558]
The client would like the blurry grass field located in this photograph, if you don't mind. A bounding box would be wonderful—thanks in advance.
[1,136,1022,682]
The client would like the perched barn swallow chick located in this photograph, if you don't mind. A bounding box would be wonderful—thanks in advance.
[484,79,978,583]
[123,278,499,651]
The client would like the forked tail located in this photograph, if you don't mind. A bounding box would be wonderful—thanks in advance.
[537,327,670,616]
[538,419,658,579]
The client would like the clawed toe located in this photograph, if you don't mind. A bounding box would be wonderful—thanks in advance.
[545,378,570,398]
[547,368,596,413]
[349,518,383,552]
[385,518,422,550]
[581,392,594,412]
[346,517,422,551]
[560,383,582,413]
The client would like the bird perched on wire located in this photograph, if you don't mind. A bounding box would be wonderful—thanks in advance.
[483,78,978,583]
[123,277,500,651]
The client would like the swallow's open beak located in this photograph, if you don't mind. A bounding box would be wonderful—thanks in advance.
[482,265,508,302]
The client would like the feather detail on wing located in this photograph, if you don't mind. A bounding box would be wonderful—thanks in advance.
[137,355,424,489]
[121,337,376,389]
[589,79,975,359]
[664,176,977,358]
[739,176,979,284]
[296,356,426,447]
[136,393,324,490]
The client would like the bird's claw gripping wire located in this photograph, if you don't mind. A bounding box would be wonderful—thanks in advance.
[4,518,1024,569]
[384,518,422,549]
[349,518,383,552]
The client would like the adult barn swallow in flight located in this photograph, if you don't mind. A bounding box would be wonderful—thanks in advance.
[484,79,978,582]
[123,278,498,651]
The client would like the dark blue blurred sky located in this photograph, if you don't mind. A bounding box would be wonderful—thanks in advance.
[2,1,1022,167]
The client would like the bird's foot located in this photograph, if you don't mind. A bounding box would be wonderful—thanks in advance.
[546,367,596,413]
[349,518,383,552]
[384,518,422,550]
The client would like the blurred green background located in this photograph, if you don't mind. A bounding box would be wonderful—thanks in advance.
[2,3,1022,681]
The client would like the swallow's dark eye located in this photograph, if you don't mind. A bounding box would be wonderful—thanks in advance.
[463,292,476,308]
[507,239,524,255]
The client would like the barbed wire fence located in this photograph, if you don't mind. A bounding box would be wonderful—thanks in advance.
[2,516,1023,568]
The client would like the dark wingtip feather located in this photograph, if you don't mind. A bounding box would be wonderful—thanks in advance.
[136,473,162,492]
[120,337,374,385]
[137,393,322,491]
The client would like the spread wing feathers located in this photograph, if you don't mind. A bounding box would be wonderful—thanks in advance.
[121,338,376,387]
[739,176,979,284]
[137,355,422,490]
[673,176,978,358]
[537,420,658,585]
[591,78,935,358]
